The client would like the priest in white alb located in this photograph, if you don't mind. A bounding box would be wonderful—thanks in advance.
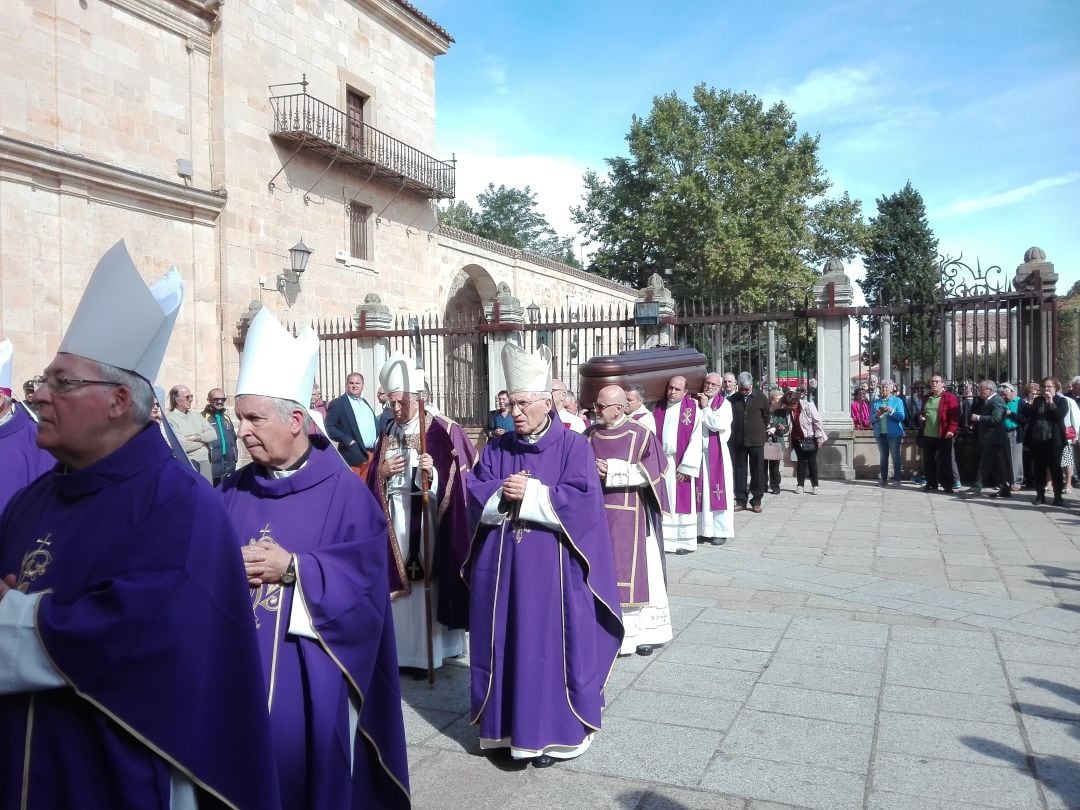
[652,375,702,554]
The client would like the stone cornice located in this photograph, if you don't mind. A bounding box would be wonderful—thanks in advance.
[0,135,226,225]
[104,0,215,54]
[357,0,451,56]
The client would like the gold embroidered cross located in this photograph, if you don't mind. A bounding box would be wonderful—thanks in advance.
[682,407,693,426]
[17,534,53,590]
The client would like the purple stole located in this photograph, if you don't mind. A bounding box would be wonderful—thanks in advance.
[653,396,698,513]
[700,393,728,511]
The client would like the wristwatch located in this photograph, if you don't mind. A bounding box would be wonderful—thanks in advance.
[280,555,297,586]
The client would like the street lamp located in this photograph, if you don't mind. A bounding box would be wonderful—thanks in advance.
[279,238,313,291]
[526,302,540,323]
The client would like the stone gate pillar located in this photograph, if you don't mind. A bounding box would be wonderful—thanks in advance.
[880,316,892,385]
[1014,247,1058,378]
[636,273,675,350]
[355,294,392,408]
[484,282,525,402]
[766,322,778,388]
[812,258,856,479]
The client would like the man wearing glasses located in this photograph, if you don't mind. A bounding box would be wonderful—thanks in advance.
[653,375,703,553]
[917,374,960,493]
[166,384,216,482]
[0,242,276,809]
[202,388,238,485]
[587,385,670,656]
[464,343,622,769]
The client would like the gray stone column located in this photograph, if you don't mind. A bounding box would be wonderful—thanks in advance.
[766,322,777,389]
[1008,308,1019,383]
[1014,247,1058,378]
[355,294,393,408]
[636,273,675,350]
[484,282,525,400]
[943,312,954,383]
[812,258,855,479]
[880,316,893,385]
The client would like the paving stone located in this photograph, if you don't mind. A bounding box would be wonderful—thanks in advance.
[888,625,996,649]
[1014,605,1080,632]
[886,641,1010,695]
[722,710,872,773]
[851,580,933,599]
[871,752,1043,808]
[758,660,882,697]
[746,683,877,726]
[694,607,792,629]
[1020,713,1080,758]
[882,685,1017,724]
[784,615,889,648]
[498,768,652,809]
[771,637,886,673]
[899,586,984,609]
[1034,755,1080,810]
[876,711,1028,767]
[677,622,784,652]
[560,715,723,787]
[658,642,772,673]
[699,755,865,810]
[606,687,742,732]
[401,703,465,745]
[636,785,747,810]
[959,595,1041,619]
[866,790,987,809]
[634,661,760,702]
[408,749,532,809]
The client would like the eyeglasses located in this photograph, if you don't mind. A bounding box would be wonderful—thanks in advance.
[33,374,123,395]
[509,398,541,412]
[210,398,226,404]
[181,394,193,400]
[594,402,621,411]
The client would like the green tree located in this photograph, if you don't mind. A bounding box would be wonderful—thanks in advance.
[439,185,581,268]
[572,84,866,305]
[858,182,940,373]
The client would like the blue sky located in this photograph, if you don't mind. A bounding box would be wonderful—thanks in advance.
[422,0,1080,301]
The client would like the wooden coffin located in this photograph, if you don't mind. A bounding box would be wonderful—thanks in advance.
[577,347,708,408]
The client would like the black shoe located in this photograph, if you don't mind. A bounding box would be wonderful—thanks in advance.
[711,537,726,546]
[994,489,1010,499]
[533,755,557,769]
[770,487,780,495]
[920,485,936,492]
[636,645,654,656]
[1034,493,1046,505]
[674,548,693,555]
[1053,496,1065,507]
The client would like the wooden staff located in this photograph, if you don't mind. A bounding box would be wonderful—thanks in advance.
[416,393,436,686]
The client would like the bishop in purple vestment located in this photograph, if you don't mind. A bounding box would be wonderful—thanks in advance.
[586,385,671,656]
[464,346,622,767]
[0,398,53,514]
[0,372,278,810]
[223,395,410,810]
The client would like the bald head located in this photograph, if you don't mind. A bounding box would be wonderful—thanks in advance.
[595,384,628,427]
[551,378,567,408]
[666,376,687,404]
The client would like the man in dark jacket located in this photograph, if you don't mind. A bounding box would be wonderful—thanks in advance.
[202,387,238,484]
[963,380,1011,498]
[325,371,378,477]
[727,371,770,513]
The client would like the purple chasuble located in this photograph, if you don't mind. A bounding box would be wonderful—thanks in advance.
[700,393,729,511]
[0,406,54,515]
[463,417,623,753]
[0,426,280,810]
[586,418,669,606]
[366,412,476,629]
[653,396,698,513]
[220,435,409,810]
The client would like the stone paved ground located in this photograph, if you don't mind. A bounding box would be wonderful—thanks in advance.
[401,480,1080,809]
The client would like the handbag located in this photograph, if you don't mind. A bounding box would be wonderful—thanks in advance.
[763,441,783,461]
[798,437,818,453]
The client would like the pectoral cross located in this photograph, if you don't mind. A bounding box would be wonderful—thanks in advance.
[713,484,723,500]
[511,469,532,542]
[682,407,693,426]
[406,557,424,581]
[17,534,54,590]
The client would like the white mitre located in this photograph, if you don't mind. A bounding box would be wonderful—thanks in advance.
[0,339,12,393]
[501,342,551,395]
[57,241,183,384]
[379,353,425,395]
[235,307,318,406]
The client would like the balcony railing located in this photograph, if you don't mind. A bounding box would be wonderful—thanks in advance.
[269,91,455,199]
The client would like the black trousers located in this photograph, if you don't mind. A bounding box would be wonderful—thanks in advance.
[975,442,1009,491]
[793,444,819,487]
[767,459,782,491]
[921,436,955,491]
[1030,440,1065,497]
[732,443,765,506]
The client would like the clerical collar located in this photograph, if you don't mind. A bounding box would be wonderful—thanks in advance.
[0,406,13,427]
[267,443,312,479]
[606,414,627,428]
[520,416,551,444]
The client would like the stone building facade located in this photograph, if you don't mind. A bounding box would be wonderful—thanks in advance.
[0,0,634,399]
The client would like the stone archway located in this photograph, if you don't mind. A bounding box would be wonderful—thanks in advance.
[440,263,497,426]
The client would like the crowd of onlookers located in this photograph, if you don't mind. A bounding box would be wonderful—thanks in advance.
[849,373,1080,507]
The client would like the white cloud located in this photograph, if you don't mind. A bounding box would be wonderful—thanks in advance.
[763,66,878,118]
[450,150,592,252]
[482,54,509,96]
[935,172,1080,218]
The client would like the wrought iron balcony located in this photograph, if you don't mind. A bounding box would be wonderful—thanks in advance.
[269,90,455,199]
